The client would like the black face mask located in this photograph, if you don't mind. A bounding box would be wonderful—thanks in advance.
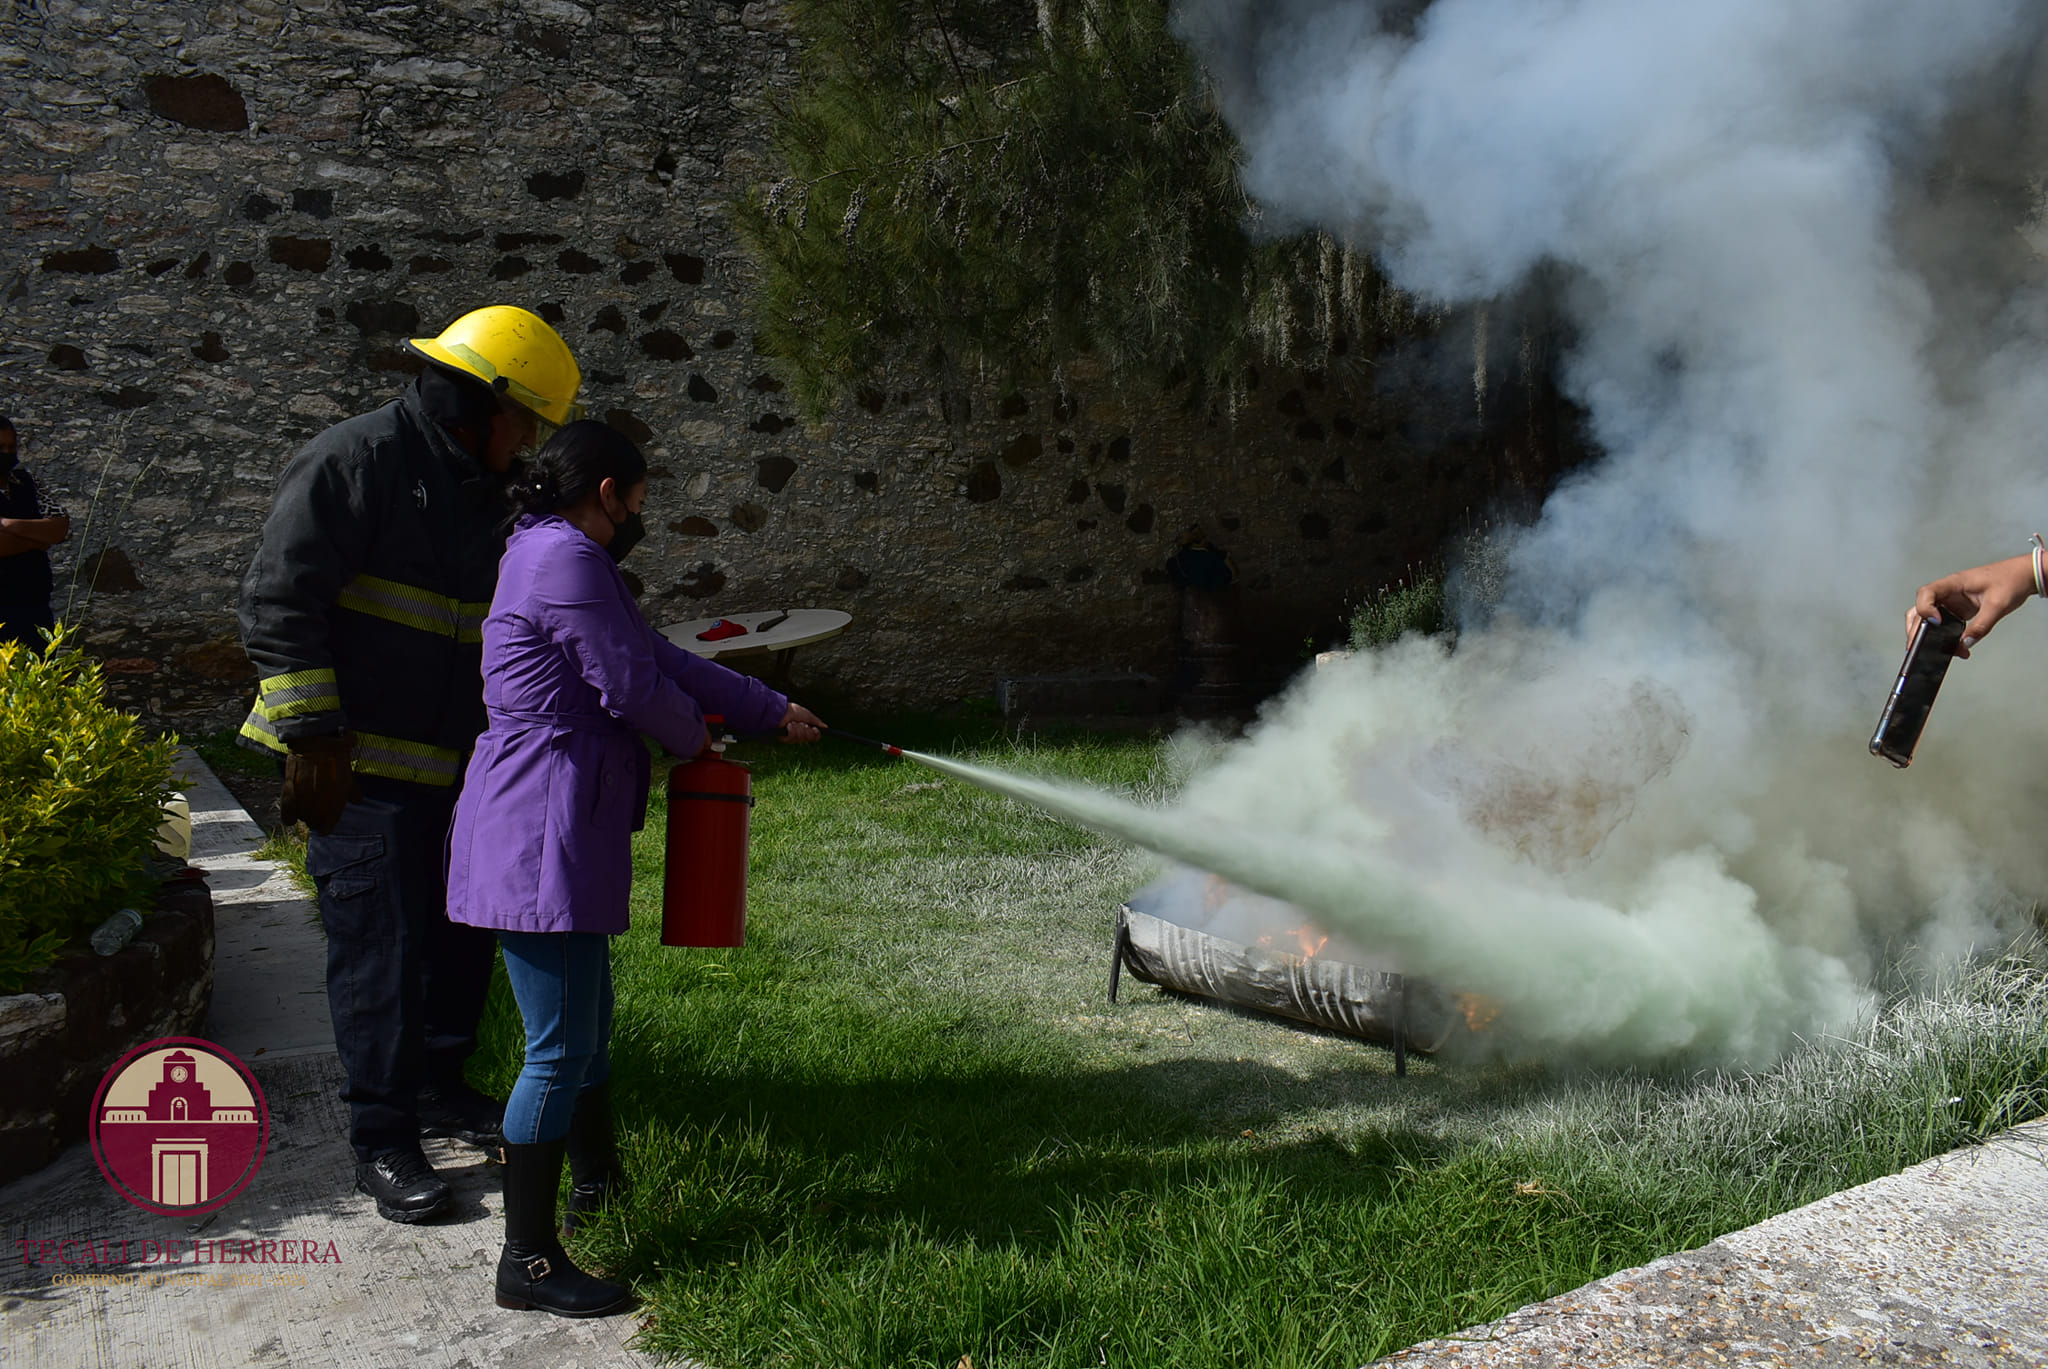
[608,511,647,563]
[0,446,16,478]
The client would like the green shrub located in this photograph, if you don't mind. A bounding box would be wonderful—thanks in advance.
[1348,570,1448,650]
[0,630,178,991]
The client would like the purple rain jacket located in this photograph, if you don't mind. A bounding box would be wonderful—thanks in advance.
[445,514,788,935]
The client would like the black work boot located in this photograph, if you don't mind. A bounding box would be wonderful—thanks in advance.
[495,1139,635,1318]
[356,1146,453,1224]
[561,1081,628,1237]
[419,1080,506,1151]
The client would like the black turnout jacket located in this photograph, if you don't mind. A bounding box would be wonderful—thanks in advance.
[237,382,510,786]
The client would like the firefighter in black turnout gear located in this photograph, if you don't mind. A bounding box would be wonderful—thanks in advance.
[238,306,582,1223]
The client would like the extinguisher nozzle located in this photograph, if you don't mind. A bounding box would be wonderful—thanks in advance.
[821,725,906,758]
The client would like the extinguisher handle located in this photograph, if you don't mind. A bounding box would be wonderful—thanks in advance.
[686,721,904,756]
[701,715,788,742]
[705,720,796,745]
[711,714,788,746]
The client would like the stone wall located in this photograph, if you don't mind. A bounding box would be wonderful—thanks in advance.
[0,0,1578,724]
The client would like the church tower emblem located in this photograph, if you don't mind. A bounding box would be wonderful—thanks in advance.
[89,1037,270,1215]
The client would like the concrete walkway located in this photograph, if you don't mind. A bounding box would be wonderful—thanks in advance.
[0,750,660,1369]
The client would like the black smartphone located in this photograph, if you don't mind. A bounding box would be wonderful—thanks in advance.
[1870,610,1968,768]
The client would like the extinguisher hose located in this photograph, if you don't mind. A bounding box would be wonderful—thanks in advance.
[715,722,906,758]
[818,725,904,757]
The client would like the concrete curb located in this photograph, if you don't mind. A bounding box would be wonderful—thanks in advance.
[1376,1120,2048,1367]
[1,749,667,1368]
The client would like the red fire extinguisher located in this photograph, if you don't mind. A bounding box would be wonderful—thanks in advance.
[661,717,753,947]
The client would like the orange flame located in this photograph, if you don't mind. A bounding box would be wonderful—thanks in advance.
[1289,925,1330,959]
[1456,992,1501,1032]
[1254,924,1331,959]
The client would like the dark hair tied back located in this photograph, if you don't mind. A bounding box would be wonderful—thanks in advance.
[525,466,563,509]
[516,420,647,517]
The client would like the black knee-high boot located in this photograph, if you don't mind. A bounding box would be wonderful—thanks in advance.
[562,1080,628,1237]
[495,1138,634,1317]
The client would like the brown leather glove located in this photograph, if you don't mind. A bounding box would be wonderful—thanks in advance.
[280,732,362,835]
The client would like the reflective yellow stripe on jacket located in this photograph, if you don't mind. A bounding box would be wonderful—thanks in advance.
[238,701,290,755]
[238,668,342,754]
[256,667,341,720]
[350,732,462,786]
[334,573,489,643]
[236,703,463,788]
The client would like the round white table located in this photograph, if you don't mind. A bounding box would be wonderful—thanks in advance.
[659,609,852,685]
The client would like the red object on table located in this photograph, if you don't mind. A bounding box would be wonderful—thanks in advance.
[661,724,752,948]
[696,618,749,642]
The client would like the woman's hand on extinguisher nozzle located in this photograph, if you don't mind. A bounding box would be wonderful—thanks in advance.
[781,701,825,743]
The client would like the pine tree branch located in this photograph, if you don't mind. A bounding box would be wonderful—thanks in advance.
[735,0,1423,414]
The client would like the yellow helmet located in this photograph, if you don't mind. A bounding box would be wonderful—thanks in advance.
[406,306,584,428]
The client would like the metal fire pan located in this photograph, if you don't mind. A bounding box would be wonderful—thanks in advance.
[1113,905,1458,1056]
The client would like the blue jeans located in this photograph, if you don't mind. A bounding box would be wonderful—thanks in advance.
[498,930,614,1145]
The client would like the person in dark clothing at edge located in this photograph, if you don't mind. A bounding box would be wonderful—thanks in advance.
[237,306,583,1223]
[0,416,72,649]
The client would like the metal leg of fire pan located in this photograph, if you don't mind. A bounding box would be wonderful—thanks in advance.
[1391,973,1409,1078]
[1108,911,1131,1005]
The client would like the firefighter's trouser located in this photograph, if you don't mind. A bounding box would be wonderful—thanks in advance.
[0,602,53,649]
[306,775,496,1162]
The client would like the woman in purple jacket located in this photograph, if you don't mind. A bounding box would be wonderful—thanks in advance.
[446,421,820,1318]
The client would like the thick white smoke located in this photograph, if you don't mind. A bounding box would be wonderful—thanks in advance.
[993,0,2048,1065]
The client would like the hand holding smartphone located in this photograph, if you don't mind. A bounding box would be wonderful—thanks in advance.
[1870,609,1968,768]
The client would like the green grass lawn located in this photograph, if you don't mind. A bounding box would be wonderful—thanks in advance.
[459,719,2047,1369]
